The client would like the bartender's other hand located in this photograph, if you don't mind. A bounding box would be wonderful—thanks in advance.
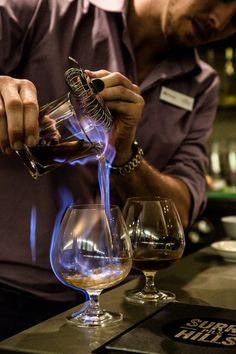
[0,76,39,154]
[85,69,145,165]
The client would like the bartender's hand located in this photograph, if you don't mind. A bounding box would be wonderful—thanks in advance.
[86,70,145,165]
[0,76,39,154]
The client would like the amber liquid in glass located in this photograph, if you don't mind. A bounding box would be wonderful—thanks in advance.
[18,140,103,177]
[132,249,183,271]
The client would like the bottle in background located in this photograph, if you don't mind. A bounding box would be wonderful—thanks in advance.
[219,47,236,106]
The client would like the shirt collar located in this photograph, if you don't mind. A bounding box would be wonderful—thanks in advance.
[140,48,200,92]
[89,0,126,12]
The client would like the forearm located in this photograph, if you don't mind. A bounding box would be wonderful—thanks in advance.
[110,158,191,229]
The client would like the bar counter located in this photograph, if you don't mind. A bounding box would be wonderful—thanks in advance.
[0,245,236,353]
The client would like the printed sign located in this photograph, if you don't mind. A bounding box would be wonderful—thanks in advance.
[163,317,236,348]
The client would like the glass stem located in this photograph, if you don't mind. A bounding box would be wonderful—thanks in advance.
[86,291,104,317]
[142,271,158,294]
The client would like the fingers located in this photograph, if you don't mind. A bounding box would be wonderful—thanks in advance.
[1,80,24,151]
[86,70,143,111]
[0,77,39,153]
[85,69,110,79]
[20,80,39,146]
[85,70,144,130]
[84,70,145,165]
[103,84,144,125]
[0,94,11,154]
[102,85,142,103]
[105,98,144,119]
[101,72,140,94]
[86,69,140,94]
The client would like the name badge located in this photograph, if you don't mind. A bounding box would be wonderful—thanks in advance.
[160,86,194,111]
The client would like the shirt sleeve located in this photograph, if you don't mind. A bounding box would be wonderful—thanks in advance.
[163,66,220,225]
[0,0,47,74]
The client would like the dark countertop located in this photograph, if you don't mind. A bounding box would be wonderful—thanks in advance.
[0,246,236,354]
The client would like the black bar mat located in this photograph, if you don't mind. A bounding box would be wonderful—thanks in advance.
[94,302,236,354]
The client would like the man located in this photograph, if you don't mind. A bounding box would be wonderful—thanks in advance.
[0,0,236,339]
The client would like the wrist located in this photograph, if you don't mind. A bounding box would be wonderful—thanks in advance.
[106,141,144,176]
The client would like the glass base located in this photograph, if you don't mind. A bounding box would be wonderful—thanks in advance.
[67,310,123,328]
[125,288,176,305]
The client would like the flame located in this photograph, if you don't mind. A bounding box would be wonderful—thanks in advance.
[48,188,88,298]
[69,155,97,165]
[30,206,37,263]
[98,142,115,208]
[49,187,74,264]
[30,110,115,301]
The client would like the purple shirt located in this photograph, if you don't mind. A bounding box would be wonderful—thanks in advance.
[0,0,219,301]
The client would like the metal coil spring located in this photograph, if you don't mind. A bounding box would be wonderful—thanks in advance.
[65,67,112,131]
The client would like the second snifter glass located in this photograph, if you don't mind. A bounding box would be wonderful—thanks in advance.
[123,197,185,304]
[16,67,112,179]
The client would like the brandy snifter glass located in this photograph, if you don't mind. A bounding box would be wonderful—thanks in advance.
[123,197,185,304]
[50,204,132,327]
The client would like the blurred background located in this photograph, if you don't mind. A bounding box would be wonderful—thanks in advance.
[185,33,236,255]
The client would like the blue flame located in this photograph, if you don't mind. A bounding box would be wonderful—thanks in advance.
[98,143,116,208]
[49,187,88,299]
[30,206,37,263]
[49,187,73,265]
[30,98,116,302]
[65,110,107,167]
[49,190,74,286]
[98,158,111,209]
[69,155,97,166]
[54,158,66,163]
